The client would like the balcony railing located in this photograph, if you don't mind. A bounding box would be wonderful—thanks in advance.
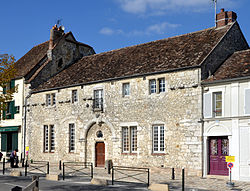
[93,98,103,111]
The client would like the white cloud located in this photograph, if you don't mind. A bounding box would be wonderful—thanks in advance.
[99,22,180,37]
[116,0,234,15]
[99,27,115,35]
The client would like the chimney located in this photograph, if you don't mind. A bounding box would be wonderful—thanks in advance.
[49,24,64,50]
[216,8,237,28]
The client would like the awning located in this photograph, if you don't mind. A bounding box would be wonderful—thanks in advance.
[0,126,20,132]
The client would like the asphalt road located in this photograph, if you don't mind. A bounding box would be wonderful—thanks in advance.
[0,175,149,191]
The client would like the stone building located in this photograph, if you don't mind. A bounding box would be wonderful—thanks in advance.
[0,25,95,159]
[202,49,250,180]
[24,9,248,177]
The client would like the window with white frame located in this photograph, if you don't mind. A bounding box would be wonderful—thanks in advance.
[72,90,78,103]
[122,126,137,153]
[203,91,223,118]
[43,125,55,152]
[159,78,165,93]
[149,79,157,94]
[46,93,56,106]
[69,123,75,152]
[213,92,222,117]
[149,78,166,94]
[93,89,103,110]
[153,125,165,153]
[122,83,130,96]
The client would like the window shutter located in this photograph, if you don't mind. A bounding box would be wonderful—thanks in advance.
[12,132,18,151]
[245,89,250,115]
[2,109,6,120]
[10,80,15,89]
[204,93,212,118]
[3,86,6,94]
[1,133,7,152]
[10,101,15,119]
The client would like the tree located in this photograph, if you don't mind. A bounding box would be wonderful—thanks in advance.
[0,55,17,120]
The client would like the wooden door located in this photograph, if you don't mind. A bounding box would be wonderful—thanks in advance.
[209,137,229,175]
[95,142,105,167]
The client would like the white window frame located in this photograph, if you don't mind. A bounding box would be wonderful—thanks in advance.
[158,78,165,93]
[46,93,56,106]
[44,124,55,152]
[122,126,137,153]
[149,79,157,94]
[212,92,222,117]
[94,89,103,109]
[122,83,130,97]
[152,125,165,153]
[72,90,78,103]
[69,123,75,152]
[203,89,224,118]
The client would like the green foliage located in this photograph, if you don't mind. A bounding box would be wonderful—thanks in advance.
[0,55,18,120]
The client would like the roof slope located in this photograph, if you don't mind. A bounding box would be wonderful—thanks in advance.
[204,49,250,82]
[36,25,231,91]
[15,41,49,78]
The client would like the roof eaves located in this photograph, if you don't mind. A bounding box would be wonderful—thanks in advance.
[32,65,201,94]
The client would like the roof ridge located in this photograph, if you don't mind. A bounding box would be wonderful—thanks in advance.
[79,26,225,60]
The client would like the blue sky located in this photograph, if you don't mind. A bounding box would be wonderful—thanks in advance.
[0,0,249,60]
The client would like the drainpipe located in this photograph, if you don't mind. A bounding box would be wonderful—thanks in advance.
[23,92,31,163]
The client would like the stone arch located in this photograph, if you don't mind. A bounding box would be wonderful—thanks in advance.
[204,123,231,137]
[82,117,117,141]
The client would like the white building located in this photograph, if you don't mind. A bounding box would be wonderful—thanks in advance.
[203,49,250,180]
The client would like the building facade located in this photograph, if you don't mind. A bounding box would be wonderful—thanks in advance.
[203,49,250,180]
[24,10,248,177]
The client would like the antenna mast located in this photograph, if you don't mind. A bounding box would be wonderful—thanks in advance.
[213,0,217,27]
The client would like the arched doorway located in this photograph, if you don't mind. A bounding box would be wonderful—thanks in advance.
[86,123,113,167]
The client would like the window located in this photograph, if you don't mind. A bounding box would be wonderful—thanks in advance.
[122,126,137,153]
[159,78,165,93]
[149,78,166,94]
[153,125,164,153]
[93,89,103,110]
[203,91,223,118]
[149,79,156,94]
[46,93,56,106]
[44,125,49,152]
[72,90,78,103]
[69,123,75,152]
[122,83,130,96]
[15,106,20,114]
[44,125,55,152]
[213,92,222,117]
[3,101,15,119]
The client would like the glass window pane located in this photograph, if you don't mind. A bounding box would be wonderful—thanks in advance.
[150,80,156,94]
[131,127,137,152]
[122,127,129,152]
[159,78,165,93]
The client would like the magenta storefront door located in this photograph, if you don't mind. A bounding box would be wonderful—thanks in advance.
[209,137,229,176]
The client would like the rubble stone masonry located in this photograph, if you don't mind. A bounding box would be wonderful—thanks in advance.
[26,68,202,176]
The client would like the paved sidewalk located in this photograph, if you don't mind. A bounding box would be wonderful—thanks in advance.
[1,163,250,190]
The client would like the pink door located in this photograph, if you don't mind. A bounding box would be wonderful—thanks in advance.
[209,137,229,176]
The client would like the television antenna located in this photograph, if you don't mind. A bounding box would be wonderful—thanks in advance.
[212,0,217,26]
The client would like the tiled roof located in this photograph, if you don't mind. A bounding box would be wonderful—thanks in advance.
[35,25,231,91]
[15,41,49,78]
[204,49,250,83]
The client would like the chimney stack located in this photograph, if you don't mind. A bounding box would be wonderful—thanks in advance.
[49,24,64,50]
[216,8,237,28]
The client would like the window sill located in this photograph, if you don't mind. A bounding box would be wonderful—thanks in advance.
[151,153,166,156]
[121,153,137,155]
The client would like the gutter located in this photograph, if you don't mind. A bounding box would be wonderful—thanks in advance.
[202,75,250,86]
[31,65,201,94]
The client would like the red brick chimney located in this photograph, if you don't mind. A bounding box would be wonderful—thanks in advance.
[216,8,237,28]
[49,24,64,50]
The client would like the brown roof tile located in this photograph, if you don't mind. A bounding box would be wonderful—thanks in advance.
[14,41,49,78]
[204,49,250,82]
[35,25,231,91]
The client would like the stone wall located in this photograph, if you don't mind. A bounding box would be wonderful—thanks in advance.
[26,68,203,176]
